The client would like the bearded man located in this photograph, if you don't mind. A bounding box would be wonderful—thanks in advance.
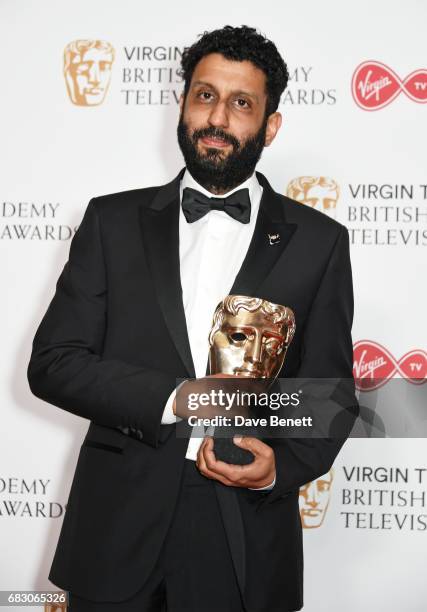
[28,25,356,612]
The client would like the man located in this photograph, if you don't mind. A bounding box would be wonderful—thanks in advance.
[28,26,356,611]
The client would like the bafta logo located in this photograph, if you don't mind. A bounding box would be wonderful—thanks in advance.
[299,468,334,529]
[287,177,340,219]
[64,40,115,106]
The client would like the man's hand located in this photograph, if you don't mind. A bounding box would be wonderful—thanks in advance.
[196,435,276,489]
[172,374,243,419]
[172,374,267,419]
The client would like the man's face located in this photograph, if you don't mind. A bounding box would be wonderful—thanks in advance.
[177,53,281,193]
[66,48,113,106]
[299,471,333,528]
[209,309,287,379]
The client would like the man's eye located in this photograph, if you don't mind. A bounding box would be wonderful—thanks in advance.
[198,91,213,101]
[230,332,247,342]
[235,98,250,108]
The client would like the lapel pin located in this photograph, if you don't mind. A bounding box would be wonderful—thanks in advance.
[268,233,280,245]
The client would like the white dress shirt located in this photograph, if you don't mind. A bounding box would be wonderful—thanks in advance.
[160,168,275,489]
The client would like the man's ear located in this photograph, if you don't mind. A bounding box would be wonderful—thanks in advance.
[264,112,282,147]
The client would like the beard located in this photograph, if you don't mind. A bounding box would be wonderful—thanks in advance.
[177,114,267,193]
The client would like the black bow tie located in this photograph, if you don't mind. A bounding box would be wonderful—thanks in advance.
[181,187,251,224]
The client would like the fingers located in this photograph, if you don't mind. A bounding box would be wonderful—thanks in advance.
[233,436,274,461]
[196,437,235,486]
[196,437,261,485]
[196,436,276,489]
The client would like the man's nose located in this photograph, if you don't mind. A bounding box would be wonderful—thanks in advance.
[207,101,229,129]
[88,62,101,85]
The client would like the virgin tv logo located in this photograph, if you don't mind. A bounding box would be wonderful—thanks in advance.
[353,340,426,390]
[351,61,427,110]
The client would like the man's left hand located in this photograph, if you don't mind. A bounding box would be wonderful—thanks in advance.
[196,436,276,489]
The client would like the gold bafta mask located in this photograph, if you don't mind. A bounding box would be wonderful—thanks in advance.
[64,40,115,106]
[208,295,295,380]
[287,176,339,219]
[299,468,334,529]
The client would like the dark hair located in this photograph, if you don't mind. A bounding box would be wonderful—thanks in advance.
[179,25,289,117]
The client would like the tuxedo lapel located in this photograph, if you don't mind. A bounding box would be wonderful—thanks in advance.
[139,169,196,378]
[230,171,297,297]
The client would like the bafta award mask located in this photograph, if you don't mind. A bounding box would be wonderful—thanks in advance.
[208,295,296,380]
[63,40,115,106]
[287,176,339,219]
[299,469,334,529]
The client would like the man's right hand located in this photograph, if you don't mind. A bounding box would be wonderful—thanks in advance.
[172,374,234,418]
[172,374,265,421]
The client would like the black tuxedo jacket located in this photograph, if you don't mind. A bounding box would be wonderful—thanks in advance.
[28,169,356,612]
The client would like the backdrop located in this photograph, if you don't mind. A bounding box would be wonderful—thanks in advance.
[1,1,426,610]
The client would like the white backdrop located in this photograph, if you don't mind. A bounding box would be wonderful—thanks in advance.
[1,1,426,610]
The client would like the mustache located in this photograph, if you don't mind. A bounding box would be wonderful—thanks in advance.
[192,126,240,150]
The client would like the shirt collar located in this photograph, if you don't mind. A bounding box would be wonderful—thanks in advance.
[180,168,262,212]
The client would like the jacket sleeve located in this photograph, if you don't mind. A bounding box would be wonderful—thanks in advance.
[27,198,177,448]
[266,224,358,503]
